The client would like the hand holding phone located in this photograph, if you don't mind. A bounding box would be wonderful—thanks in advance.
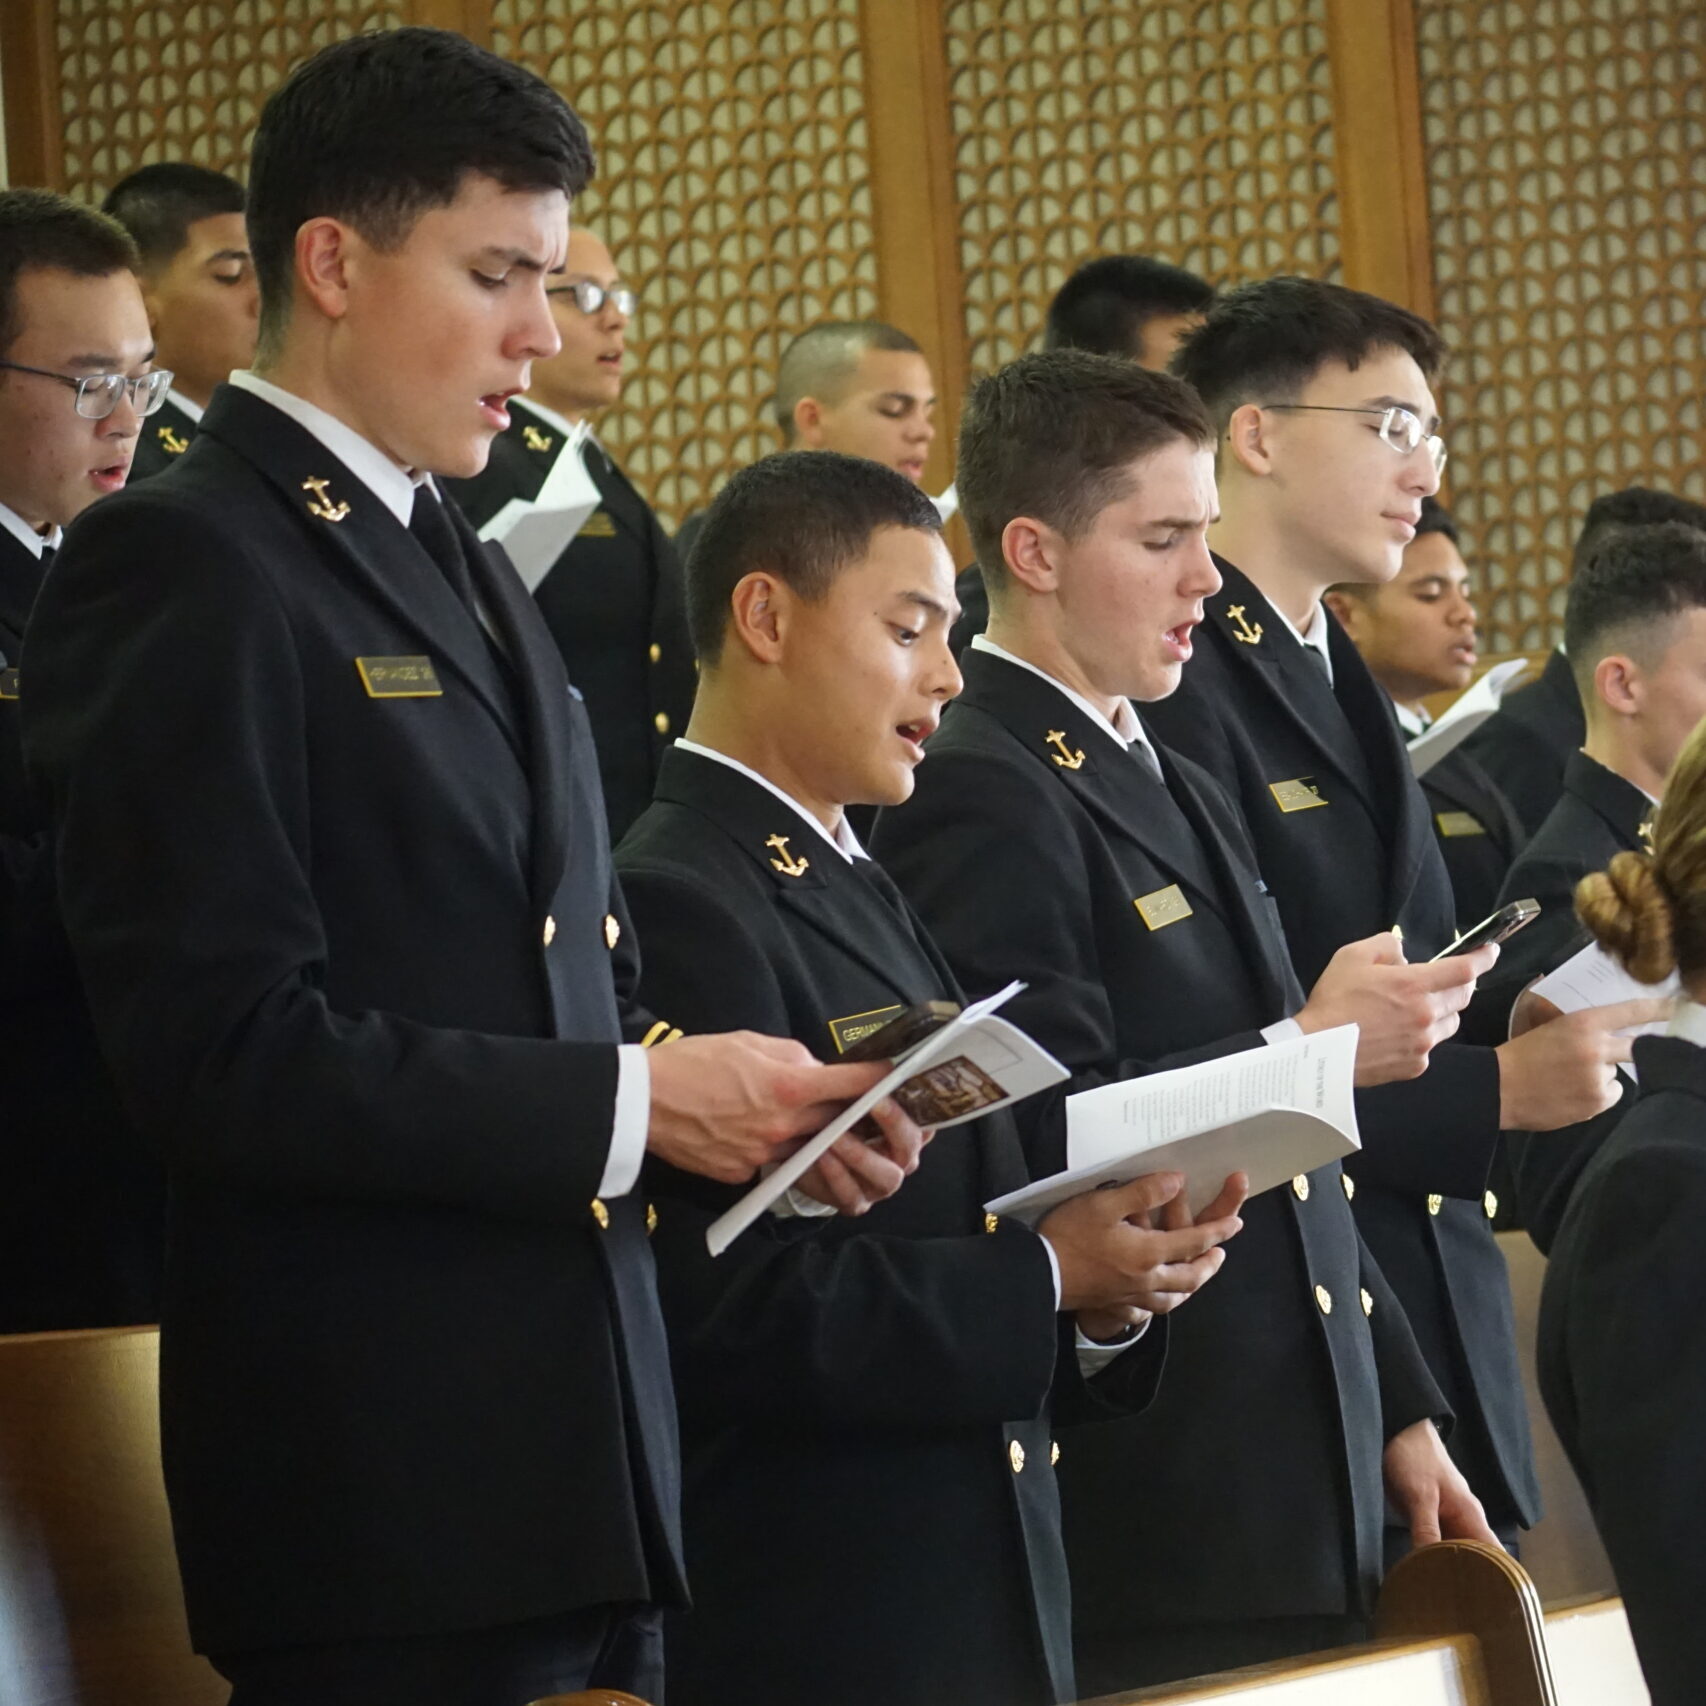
[1430,898,1541,961]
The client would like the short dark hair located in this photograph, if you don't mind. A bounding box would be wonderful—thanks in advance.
[0,188,139,362]
[956,350,1214,590]
[1575,486,1706,574]
[1044,255,1215,357]
[1172,276,1447,432]
[1414,494,1460,546]
[774,321,924,440]
[1564,522,1706,702]
[686,451,942,666]
[101,163,246,278]
[247,27,595,359]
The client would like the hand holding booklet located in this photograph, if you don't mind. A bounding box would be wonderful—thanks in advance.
[477,419,601,592]
[706,982,1068,1256]
[1531,941,1678,1080]
[984,1024,1362,1227]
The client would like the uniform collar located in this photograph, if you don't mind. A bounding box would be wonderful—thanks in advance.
[969,633,1160,775]
[227,370,431,527]
[1271,595,1334,684]
[674,737,866,863]
[0,499,58,558]
[167,389,207,425]
[1393,698,1431,740]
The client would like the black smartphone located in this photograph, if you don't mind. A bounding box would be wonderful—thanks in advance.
[838,1000,961,1063]
[1429,898,1541,961]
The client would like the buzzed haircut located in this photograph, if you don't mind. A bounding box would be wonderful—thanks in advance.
[247,26,595,361]
[773,321,924,443]
[956,350,1214,592]
[1044,254,1215,356]
[102,163,246,278]
[1172,276,1446,433]
[1564,522,1706,703]
[0,188,139,362]
[686,450,942,666]
[1575,486,1706,574]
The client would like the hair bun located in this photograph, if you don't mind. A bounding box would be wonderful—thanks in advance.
[1575,850,1677,985]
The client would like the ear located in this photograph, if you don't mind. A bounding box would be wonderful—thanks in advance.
[1223,401,1273,478]
[1322,589,1361,637]
[1593,652,1641,719]
[726,571,788,664]
[293,217,355,324]
[1000,516,1063,595]
[792,397,825,449]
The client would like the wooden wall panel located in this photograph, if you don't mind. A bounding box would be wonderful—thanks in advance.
[1415,0,1706,653]
[940,0,1344,379]
[492,0,882,528]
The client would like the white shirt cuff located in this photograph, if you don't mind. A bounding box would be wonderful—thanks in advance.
[1261,1016,1305,1046]
[599,1044,650,1199]
[769,1184,838,1219]
[1039,1231,1150,1371]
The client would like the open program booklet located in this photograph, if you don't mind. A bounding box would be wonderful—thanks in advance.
[1408,657,1531,778]
[477,419,601,592]
[706,982,1068,1255]
[985,1024,1362,1226]
[1533,940,1678,1081]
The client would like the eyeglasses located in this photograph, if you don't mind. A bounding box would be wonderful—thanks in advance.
[0,360,175,420]
[1260,403,1448,476]
[545,280,637,318]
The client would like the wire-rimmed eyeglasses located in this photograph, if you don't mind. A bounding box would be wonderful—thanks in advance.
[0,360,175,420]
[1260,403,1447,477]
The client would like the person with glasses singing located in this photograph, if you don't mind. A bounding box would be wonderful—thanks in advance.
[0,187,166,1334]
[445,224,693,840]
[1147,276,1660,1572]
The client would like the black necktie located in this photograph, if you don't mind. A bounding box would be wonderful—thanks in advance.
[1302,642,1331,685]
[409,488,479,616]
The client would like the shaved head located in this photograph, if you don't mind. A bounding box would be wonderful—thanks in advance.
[774,320,923,440]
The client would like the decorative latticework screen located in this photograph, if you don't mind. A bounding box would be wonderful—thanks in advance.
[942,0,1344,378]
[53,0,401,204]
[1416,0,1706,654]
[493,0,882,526]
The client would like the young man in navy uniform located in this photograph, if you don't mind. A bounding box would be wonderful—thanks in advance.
[875,351,1499,1691]
[0,188,167,1332]
[445,224,693,840]
[1148,277,1667,1566]
[102,162,257,480]
[617,448,1247,1706]
[22,31,914,1706]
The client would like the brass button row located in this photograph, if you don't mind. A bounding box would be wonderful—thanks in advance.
[590,1199,659,1234]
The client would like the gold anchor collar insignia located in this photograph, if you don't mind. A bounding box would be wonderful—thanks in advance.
[302,476,350,523]
[766,833,811,877]
[157,424,189,455]
[1045,729,1085,770]
[523,424,555,454]
[1639,813,1657,856]
[1226,603,1264,645]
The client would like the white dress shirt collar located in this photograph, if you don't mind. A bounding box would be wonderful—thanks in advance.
[228,370,431,527]
[1668,998,1706,1047]
[970,633,1162,775]
[1393,699,1432,740]
[0,500,58,559]
[512,393,590,447]
[167,389,207,425]
[1268,596,1334,685]
[675,738,867,863]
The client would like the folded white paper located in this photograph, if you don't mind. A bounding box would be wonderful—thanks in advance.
[984,1024,1361,1226]
[706,981,1068,1255]
[931,484,959,523]
[1408,657,1532,778]
[478,421,601,592]
[1532,941,1677,1082]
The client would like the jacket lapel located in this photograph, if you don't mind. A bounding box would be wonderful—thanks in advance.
[0,530,45,659]
[199,386,523,754]
[1563,750,1652,851]
[957,649,1237,929]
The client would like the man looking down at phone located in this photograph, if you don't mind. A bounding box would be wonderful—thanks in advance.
[1145,277,1670,1577]
[873,352,1493,1693]
[614,449,1246,1706]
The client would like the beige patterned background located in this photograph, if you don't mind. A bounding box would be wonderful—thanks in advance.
[494,0,881,526]
[1416,0,1706,652]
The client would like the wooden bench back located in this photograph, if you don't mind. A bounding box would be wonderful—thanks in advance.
[0,1326,224,1706]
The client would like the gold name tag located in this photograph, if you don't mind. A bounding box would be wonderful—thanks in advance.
[1269,777,1327,813]
[579,511,618,538]
[356,656,442,698]
[0,668,17,700]
[1435,810,1486,838]
[828,1004,904,1054]
[1135,884,1193,931]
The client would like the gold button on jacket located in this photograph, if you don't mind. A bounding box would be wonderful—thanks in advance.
[984,1212,1000,1234]
[1483,1190,1499,1220]
[1049,1441,1061,1466]
[1341,1172,1356,1201]
[543,914,557,946]
[1009,1439,1026,1474]
[1427,1193,1443,1216]
[654,711,670,735]
[1315,1283,1333,1315]
[1360,1287,1375,1317]
[646,1203,659,1234]
[591,1198,610,1229]
[1292,1174,1310,1201]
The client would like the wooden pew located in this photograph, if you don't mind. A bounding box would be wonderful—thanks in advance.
[1543,1597,1648,1705]
[0,1325,225,1706]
